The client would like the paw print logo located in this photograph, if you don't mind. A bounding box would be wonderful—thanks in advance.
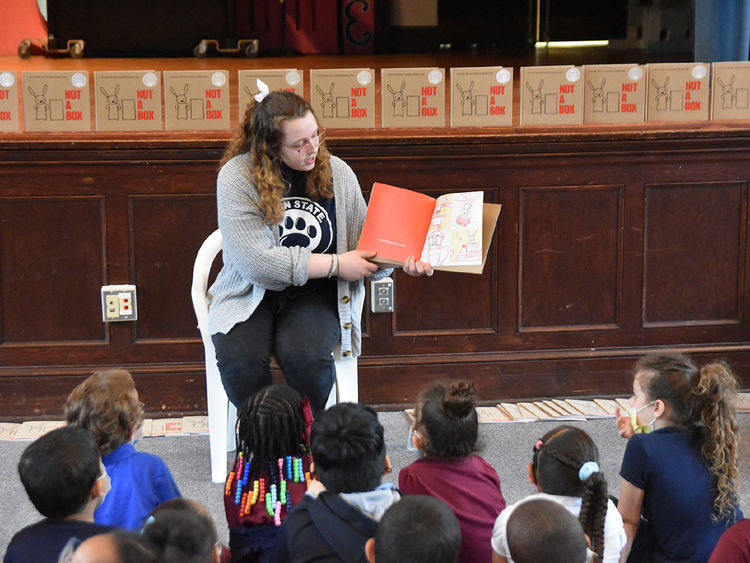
[278,197,333,253]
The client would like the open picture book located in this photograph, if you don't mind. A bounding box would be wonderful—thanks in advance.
[357,182,502,274]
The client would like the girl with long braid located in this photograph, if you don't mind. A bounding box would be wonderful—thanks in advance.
[615,353,743,562]
[491,425,626,563]
[223,384,314,563]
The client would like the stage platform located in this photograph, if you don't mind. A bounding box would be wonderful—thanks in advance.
[0,52,748,419]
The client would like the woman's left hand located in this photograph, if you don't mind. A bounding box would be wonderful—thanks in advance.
[403,256,434,277]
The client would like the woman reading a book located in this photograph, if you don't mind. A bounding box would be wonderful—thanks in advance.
[207,88,432,413]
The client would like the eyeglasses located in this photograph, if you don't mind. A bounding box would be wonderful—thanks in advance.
[282,128,327,153]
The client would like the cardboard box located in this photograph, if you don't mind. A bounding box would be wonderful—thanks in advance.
[520,65,583,126]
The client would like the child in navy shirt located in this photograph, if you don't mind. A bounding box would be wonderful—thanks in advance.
[615,353,743,562]
[4,426,112,563]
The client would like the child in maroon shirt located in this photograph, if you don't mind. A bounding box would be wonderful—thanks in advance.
[398,379,506,563]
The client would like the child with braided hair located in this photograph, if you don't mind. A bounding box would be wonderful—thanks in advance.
[399,379,506,563]
[615,353,743,562]
[223,384,314,563]
[491,425,626,563]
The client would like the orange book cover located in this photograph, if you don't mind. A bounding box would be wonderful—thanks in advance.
[357,183,436,264]
[358,182,501,274]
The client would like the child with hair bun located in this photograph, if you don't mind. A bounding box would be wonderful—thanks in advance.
[224,384,314,563]
[491,425,626,563]
[399,379,506,563]
[615,353,743,562]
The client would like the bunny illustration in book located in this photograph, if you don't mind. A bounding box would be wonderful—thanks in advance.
[170,84,190,120]
[28,84,49,120]
[526,80,544,114]
[316,82,336,118]
[456,81,475,116]
[651,77,670,111]
[388,81,406,117]
[100,84,121,120]
[425,230,449,266]
[588,77,606,113]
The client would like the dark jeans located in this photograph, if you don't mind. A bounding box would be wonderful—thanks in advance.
[212,284,340,414]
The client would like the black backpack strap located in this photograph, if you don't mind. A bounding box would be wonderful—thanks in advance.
[307,493,376,563]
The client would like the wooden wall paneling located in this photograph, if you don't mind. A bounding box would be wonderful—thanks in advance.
[130,194,217,341]
[0,365,210,418]
[393,268,497,335]
[518,184,624,332]
[0,195,106,344]
[358,355,642,406]
[643,181,747,327]
[2,116,750,417]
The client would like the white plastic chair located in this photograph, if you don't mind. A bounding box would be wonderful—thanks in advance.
[191,229,363,483]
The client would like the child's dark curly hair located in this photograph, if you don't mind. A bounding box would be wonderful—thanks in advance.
[235,384,308,479]
[415,379,478,458]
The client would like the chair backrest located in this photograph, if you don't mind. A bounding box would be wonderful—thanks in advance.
[191,229,223,348]
[191,228,234,483]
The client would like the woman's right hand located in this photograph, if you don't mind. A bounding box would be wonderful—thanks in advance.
[615,406,635,439]
[337,249,379,281]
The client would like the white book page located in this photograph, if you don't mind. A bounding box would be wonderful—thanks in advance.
[420,191,483,266]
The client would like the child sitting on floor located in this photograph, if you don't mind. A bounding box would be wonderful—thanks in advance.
[365,495,461,563]
[505,498,591,563]
[491,425,626,563]
[69,530,158,563]
[398,379,505,563]
[140,498,222,563]
[271,402,401,563]
[64,368,181,530]
[614,353,743,562]
[223,384,313,562]
[5,426,112,563]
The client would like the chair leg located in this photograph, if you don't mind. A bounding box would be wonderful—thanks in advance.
[324,377,339,410]
[226,402,237,452]
[333,357,359,404]
[208,397,228,483]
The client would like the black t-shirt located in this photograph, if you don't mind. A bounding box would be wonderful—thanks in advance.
[279,163,337,293]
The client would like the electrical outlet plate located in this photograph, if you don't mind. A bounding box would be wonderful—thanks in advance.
[370,277,394,313]
[101,284,137,322]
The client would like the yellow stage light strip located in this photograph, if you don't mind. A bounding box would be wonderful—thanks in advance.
[535,40,610,49]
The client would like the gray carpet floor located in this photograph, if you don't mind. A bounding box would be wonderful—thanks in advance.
[3,412,750,554]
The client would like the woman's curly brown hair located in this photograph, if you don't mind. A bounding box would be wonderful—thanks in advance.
[221,91,333,225]
[64,368,144,456]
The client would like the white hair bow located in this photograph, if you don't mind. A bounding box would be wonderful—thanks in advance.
[254,78,270,103]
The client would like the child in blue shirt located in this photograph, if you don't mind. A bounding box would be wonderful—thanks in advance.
[64,368,181,530]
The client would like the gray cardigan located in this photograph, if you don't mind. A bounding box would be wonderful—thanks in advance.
[208,153,389,358]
